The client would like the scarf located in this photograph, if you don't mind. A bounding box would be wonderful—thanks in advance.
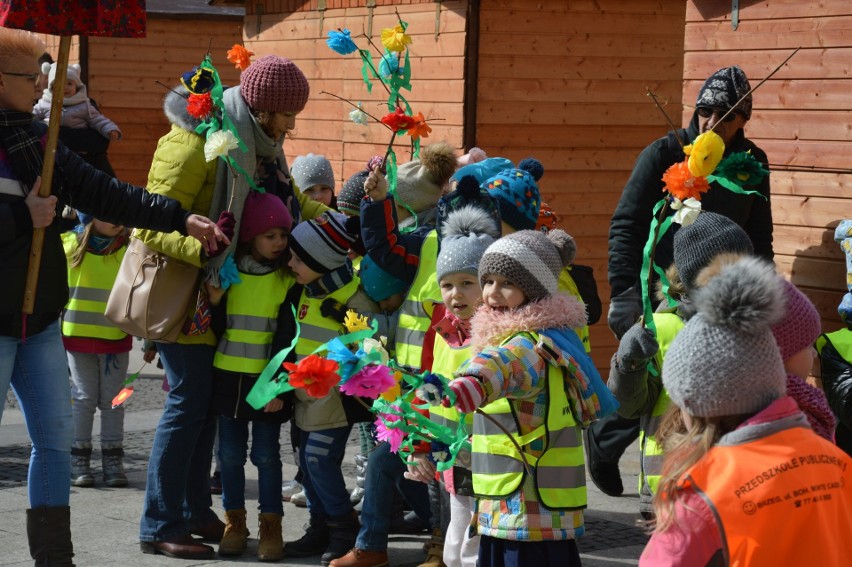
[305,262,354,298]
[237,254,277,275]
[0,110,43,193]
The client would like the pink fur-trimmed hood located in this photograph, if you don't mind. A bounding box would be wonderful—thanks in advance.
[470,293,587,352]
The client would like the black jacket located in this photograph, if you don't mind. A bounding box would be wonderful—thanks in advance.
[608,111,774,300]
[0,121,190,338]
[818,333,852,456]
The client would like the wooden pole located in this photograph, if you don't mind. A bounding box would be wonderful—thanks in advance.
[22,35,71,315]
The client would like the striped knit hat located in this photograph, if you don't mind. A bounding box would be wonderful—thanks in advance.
[478,229,576,303]
[289,212,357,274]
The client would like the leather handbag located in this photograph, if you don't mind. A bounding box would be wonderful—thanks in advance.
[105,238,199,343]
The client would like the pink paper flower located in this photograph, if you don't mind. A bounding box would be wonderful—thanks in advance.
[375,412,406,453]
[340,365,395,399]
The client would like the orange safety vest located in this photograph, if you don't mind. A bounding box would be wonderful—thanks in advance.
[682,424,852,565]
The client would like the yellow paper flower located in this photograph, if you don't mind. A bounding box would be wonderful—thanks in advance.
[380,371,403,402]
[683,131,725,178]
[203,130,239,162]
[344,310,371,333]
[381,25,412,52]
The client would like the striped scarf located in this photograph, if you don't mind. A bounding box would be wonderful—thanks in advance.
[0,110,43,194]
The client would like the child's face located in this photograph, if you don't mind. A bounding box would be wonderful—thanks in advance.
[785,345,816,380]
[251,227,289,263]
[440,272,482,320]
[92,219,123,237]
[377,292,404,313]
[304,184,334,206]
[481,273,526,311]
[0,64,39,112]
[64,79,77,97]
[288,249,324,284]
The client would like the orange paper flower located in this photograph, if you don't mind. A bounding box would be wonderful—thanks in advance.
[661,160,710,202]
[227,44,254,71]
[283,355,340,398]
[406,112,431,141]
[381,108,417,133]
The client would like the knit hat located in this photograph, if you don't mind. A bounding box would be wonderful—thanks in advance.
[436,175,501,243]
[238,191,293,243]
[239,55,310,114]
[436,206,501,283]
[772,279,822,361]
[291,154,335,193]
[478,229,576,303]
[663,256,787,418]
[835,220,852,323]
[456,147,487,169]
[395,142,458,214]
[359,255,407,302]
[337,156,382,217]
[452,157,514,184]
[696,65,753,120]
[483,158,544,231]
[673,211,754,290]
[42,61,83,90]
[289,211,357,273]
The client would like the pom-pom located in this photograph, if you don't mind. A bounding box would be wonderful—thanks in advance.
[443,205,501,240]
[547,229,576,267]
[517,158,544,181]
[41,61,51,75]
[186,93,213,120]
[467,147,487,164]
[420,142,458,187]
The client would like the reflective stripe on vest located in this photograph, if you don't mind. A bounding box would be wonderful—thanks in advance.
[213,272,292,374]
[471,333,586,510]
[639,311,684,497]
[429,336,474,433]
[62,232,127,341]
[558,268,591,353]
[294,278,361,360]
[396,231,441,370]
[683,425,852,565]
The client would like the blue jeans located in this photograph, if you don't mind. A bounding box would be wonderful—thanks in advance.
[356,441,432,551]
[0,321,73,507]
[299,426,352,519]
[139,343,218,541]
[218,416,283,515]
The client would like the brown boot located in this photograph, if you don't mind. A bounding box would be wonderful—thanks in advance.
[417,528,445,566]
[257,513,284,562]
[218,509,248,557]
[329,548,389,567]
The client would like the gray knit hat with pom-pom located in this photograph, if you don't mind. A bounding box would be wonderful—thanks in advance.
[663,255,787,418]
[436,205,501,283]
[478,229,576,303]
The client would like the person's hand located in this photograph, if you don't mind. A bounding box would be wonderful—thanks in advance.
[615,322,659,373]
[404,453,436,484]
[185,214,229,256]
[205,211,236,258]
[108,130,120,141]
[205,281,226,306]
[24,177,58,228]
[364,166,388,202]
[607,286,643,340]
[447,377,485,414]
[142,347,157,364]
[264,398,284,413]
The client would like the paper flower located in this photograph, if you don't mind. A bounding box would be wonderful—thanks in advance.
[362,337,390,365]
[381,371,403,402]
[283,355,340,398]
[327,28,358,55]
[379,49,403,77]
[111,387,134,409]
[405,112,431,141]
[340,365,395,399]
[344,310,372,333]
[381,25,412,52]
[713,150,769,187]
[376,411,406,453]
[186,93,214,120]
[381,108,417,133]
[661,160,710,202]
[349,103,369,125]
[671,197,702,226]
[415,373,445,406]
[204,130,240,162]
[227,44,254,71]
[683,131,725,178]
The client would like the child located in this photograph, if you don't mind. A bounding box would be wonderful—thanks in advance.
[447,229,603,566]
[207,191,296,561]
[292,153,336,208]
[641,256,852,565]
[62,215,131,489]
[282,211,370,565]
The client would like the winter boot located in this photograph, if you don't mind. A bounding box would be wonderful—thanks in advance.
[257,513,284,562]
[285,515,329,557]
[417,529,446,567]
[70,446,94,488]
[26,506,75,566]
[218,509,249,557]
[349,454,367,505]
[330,548,390,567]
[322,510,360,566]
[101,446,128,487]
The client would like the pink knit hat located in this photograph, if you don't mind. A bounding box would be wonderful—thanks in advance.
[240,55,310,113]
[771,279,822,361]
[239,191,293,243]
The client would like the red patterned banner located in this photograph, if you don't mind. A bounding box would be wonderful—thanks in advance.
[0,0,146,37]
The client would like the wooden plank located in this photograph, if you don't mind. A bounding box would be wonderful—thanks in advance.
[477,78,683,105]
[487,0,683,14]
[300,99,463,124]
[479,54,684,81]
[775,255,846,292]
[248,30,468,59]
[480,10,685,35]
[739,111,852,143]
[474,124,674,149]
[683,49,852,81]
[755,139,852,170]
[687,0,852,22]
[477,100,680,127]
[770,171,852,199]
[772,194,850,230]
[684,79,852,111]
[477,32,685,59]
[685,18,852,51]
[772,225,847,261]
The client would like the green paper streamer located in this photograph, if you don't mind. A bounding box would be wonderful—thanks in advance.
[707,174,767,199]
[246,308,300,409]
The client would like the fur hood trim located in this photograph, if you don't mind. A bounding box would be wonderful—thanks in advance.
[163,85,205,132]
[470,293,587,352]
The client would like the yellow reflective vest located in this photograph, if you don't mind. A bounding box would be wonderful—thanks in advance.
[558,268,591,353]
[395,230,441,371]
[429,333,474,464]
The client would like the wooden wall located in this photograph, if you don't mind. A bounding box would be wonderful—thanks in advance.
[685,1,852,359]
[474,0,687,371]
[246,0,468,184]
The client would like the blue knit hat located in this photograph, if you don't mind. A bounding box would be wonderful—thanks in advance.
[483,158,544,231]
[359,255,408,302]
[451,157,514,184]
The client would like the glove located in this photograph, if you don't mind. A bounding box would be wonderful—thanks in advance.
[607,286,643,340]
[616,322,659,373]
[447,377,485,414]
[207,211,236,259]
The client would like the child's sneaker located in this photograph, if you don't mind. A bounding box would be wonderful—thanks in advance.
[102,447,128,487]
[290,488,308,507]
[71,446,94,487]
[281,479,302,502]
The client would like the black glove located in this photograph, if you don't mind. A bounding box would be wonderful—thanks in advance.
[616,322,659,373]
[207,211,236,259]
[607,286,642,340]
[320,299,348,323]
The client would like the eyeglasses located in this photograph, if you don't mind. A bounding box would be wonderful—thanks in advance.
[2,71,39,81]
[697,107,737,122]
